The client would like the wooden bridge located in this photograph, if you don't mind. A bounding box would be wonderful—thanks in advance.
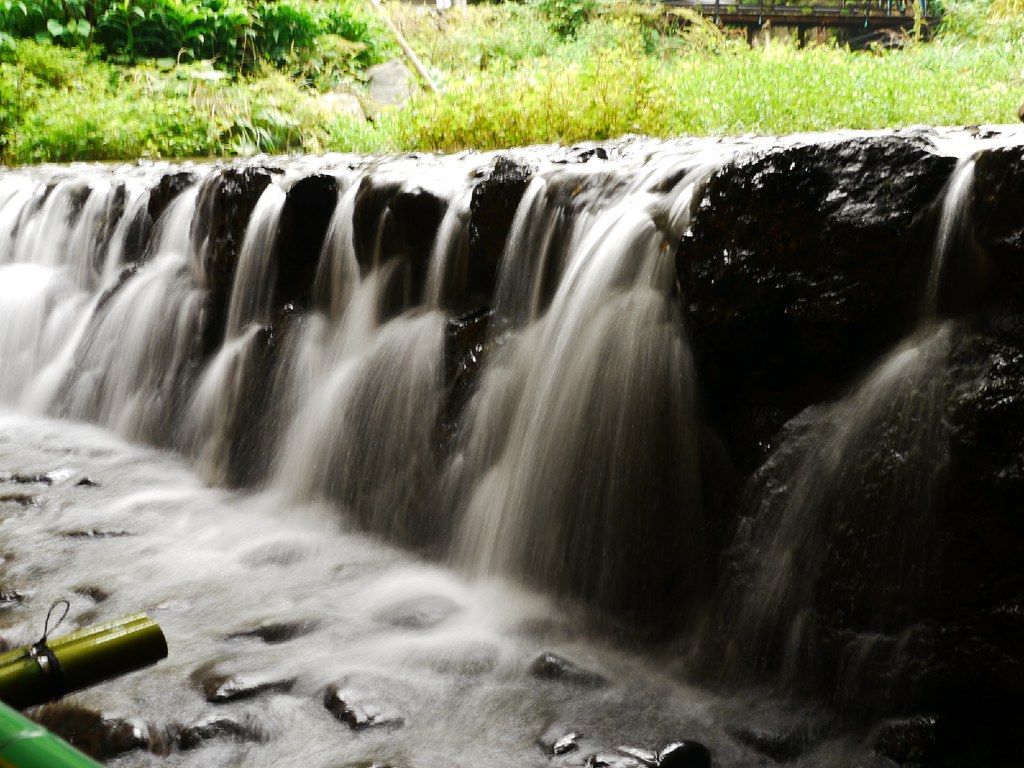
[664,0,942,44]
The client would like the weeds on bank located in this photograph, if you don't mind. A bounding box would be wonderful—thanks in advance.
[0,41,338,162]
[374,6,1023,153]
[2,0,1023,163]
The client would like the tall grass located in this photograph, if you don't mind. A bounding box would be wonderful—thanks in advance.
[371,7,1023,152]
[2,1,1023,163]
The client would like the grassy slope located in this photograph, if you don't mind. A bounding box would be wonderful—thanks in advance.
[1,0,1022,163]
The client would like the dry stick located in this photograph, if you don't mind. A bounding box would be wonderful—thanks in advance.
[367,0,440,94]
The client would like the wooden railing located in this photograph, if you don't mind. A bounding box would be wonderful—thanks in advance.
[664,0,937,27]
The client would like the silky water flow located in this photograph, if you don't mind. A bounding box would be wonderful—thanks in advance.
[0,131,1015,768]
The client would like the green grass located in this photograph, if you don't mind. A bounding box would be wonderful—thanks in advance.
[2,0,1023,164]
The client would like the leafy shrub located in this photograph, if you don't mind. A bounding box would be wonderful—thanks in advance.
[0,0,93,47]
[257,0,320,65]
[532,0,597,38]
[285,33,368,90]
[0,0,390,73]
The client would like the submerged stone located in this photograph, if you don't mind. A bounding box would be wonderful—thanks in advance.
[586,754,646,768]
[178,714,265,749]
[657,741,711,768]
[615,745,657,765]
[529,652,607,687]
[373,594,461,629]
[727,722,808,762]
[32,703,150,760]
[553,732,581,756]
[201,672,296,703]
[324,683,406,730]
[224,619,319,644]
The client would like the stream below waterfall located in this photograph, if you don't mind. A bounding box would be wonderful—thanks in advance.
[0,410,869,768]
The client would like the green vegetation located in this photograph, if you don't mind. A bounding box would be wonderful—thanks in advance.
[1,0,1022,163]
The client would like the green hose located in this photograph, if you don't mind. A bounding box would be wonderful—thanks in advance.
[0,700,104,768]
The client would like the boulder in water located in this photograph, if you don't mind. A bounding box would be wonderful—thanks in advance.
[223,618,319,644]
[31,703,150,760]
[529,652,607,687]
[324,682,406,730]
[587,754,647,768]
[656,741,711,768]
[615,745,658,765]
[178,714,266,749]
[679,134,957,470]
[373,594,461,629]
[200,671,296,703]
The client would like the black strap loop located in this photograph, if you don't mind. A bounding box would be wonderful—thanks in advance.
[28,599,70,701]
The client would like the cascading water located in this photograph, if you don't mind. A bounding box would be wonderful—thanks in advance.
[718,155,980,702]
[453,161,708,616]
[0,128,1023,768]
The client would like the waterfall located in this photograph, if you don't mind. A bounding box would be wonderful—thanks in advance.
[452,162,710,616]
[718,154,979,699]
[1,131,1023,767]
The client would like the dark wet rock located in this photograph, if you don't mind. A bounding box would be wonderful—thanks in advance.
[971,146,1024,312]
[529,652,607,687]
[148,170,198,223]
[551,732,581,756]
[274,174,338,312]
[0,492,38,506]
[178,714,266,749]
[31,703,149,760]
[467,155,535,309]
[870,715,942,766]
[224,619,318,644]
[442,308,492,441]
[73,585,109,602]
[616,745,657,765]
[586,754,645,768]
[190,166,280,354]
[538,723,588,758]
[555,144,610,164]
[350,175,448,317]
[679,135,956,471]
[0,590,25,609]
[657,741,711,768]
[7,472,52,485]
[75,476,99,487]
[94,264,139,315]
[727,722,807,762]
[373,594,460,629]
[201,672,296,703]
[62,528,133,538]
[323,682,406,730]
[922,319,1024,729]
